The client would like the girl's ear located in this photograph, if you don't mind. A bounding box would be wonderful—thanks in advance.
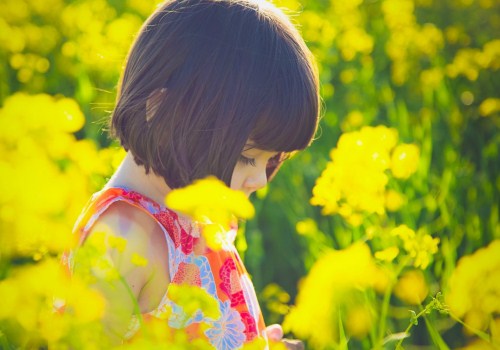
[146,88,167,122]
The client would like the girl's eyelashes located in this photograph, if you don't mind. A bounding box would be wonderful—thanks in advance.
[238,155,256,166]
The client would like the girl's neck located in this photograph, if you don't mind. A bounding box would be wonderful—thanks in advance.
[105,152,172,207]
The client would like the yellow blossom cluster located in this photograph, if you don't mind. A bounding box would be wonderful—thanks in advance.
[446,40,500,81]
[283,242,388,347]
[327,0,374,61]
[59,0,146,75]
[382,0,444,85]
[0,93,125,258]
[479,98,500,118]
[446,240,500,336]
[0,0,64,84]
[0,93,126,346]
[310,126,419,225]
[0,259,109,347]
[166,177,255,250]
[394,269,429,305]
[334,0,374,61]
[390,225,439,269]
[0,0,161,87]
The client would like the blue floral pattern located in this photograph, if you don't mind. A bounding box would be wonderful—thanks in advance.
[205,300,246,350]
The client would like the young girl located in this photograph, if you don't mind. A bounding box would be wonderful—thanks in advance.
[70,0,319,348]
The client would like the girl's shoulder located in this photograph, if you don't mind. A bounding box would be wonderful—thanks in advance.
[74,187,172,312]
[74,187,173,244]
[75,186,175,268]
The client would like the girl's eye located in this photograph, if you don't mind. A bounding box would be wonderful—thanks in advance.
[238,155,256,166]
[267,152,288,167]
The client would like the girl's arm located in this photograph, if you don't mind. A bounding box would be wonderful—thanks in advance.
[74,201,170,344]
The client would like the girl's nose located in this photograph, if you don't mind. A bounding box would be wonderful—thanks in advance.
[245,168,268,193]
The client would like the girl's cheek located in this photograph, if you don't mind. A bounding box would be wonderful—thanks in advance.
[229,165,243,191]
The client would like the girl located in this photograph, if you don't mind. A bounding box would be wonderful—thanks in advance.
[70,0,319,348]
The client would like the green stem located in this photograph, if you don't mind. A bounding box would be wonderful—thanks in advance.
[377,258,410,348]
[423,315,450,350]
[118,275,144,328]
[366,290,378,347]
[448,311,491,344]
[395,306,430,349]
[377,283,393,349]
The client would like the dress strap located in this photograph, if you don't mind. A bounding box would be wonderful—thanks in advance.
[71,187,180,282]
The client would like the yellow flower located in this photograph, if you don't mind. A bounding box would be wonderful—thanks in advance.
[242,337,276,350]
[108,234,127,253]
[345,305,373,339]
[131,253,149,267]
[311,126,402,223]
[391,143,420,179]
[0,257,106,342]
[284,242,386,347]
[420,68,444,90]
[391,224,415,240]
[166,177,254,250]
[68,280,106,323]
[0,93,114,259]
[479,98,500,117]
[391,225,439,269]
[385,189,405,212]
[394,270,429,305]
[167,284,221,321]
[446,240,500,334]
[261,283,290,316]
[0,278,20,320]
[375,246,400,262]
[55,97,85,133]
[295,218,318,236]
[73,231,121,283]
[166,176,254,222]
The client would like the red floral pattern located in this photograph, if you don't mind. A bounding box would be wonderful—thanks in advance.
[172,262,202,287]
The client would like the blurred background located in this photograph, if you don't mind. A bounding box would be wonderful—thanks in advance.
[0,0,499,349]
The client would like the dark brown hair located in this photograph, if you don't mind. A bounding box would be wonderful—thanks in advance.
[111,0,320,188]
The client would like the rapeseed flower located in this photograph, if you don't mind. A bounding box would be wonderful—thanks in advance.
[394,270,429,305]
[131,253,148,267]
[391,225,439,269]
[479,98,500,117]
[168,284,221,322]
[311,126,417,225]
[446,240,500,334]
[166,177,254,221]
[345,305,374,339]
[375,246,400,262]
[166,177,254,250]
[0,258,106,345]
[0,93,122,258]
[385,189,406,211]
[284,242,388,347]
[391,144,420,179]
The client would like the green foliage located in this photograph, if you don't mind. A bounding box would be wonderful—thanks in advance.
[1,0,499,348]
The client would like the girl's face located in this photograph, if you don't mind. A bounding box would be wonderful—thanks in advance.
[230,142,279,197]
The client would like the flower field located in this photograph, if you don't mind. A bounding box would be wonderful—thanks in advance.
[0,0,499,349]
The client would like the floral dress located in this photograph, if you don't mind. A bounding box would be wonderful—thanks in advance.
[67,187,268,349]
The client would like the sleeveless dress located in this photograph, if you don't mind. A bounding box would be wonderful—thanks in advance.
[67,187,268,349]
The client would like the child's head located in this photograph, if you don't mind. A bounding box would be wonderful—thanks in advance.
[111,0,320,189]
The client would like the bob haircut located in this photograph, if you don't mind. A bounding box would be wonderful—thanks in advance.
[111,0,320,189]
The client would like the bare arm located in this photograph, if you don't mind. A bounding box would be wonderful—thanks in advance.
[73,202,170,343]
